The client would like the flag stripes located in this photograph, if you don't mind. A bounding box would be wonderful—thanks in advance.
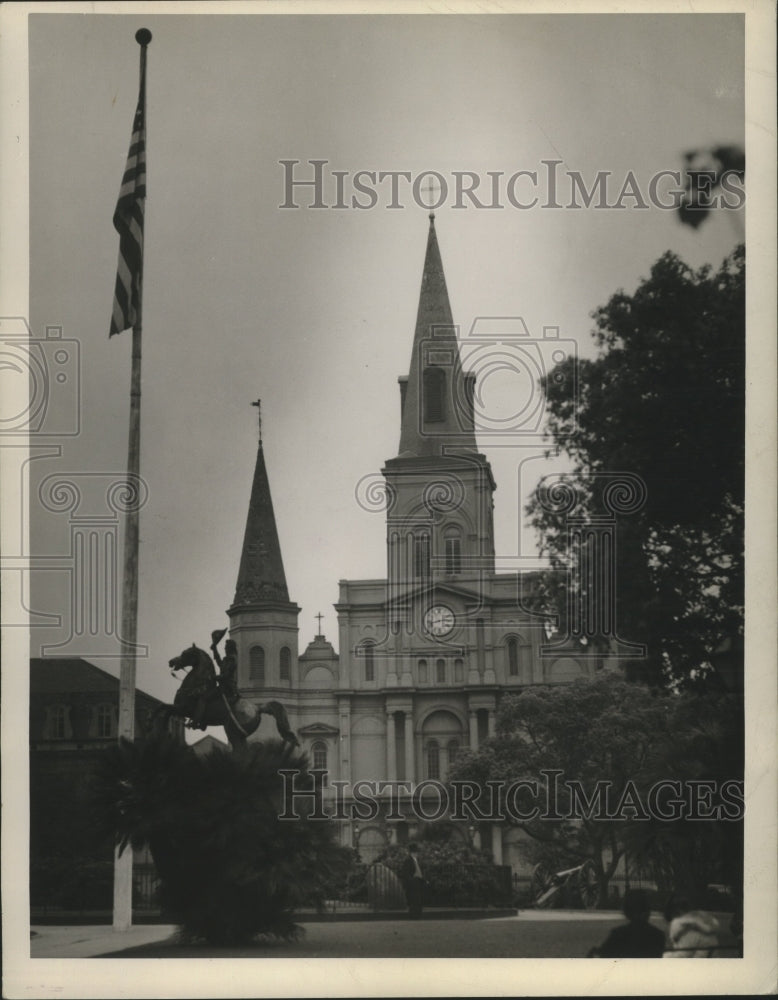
[110,96,146,336]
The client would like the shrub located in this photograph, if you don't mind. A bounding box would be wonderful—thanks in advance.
[379,835,510,908]
[91,735,343,944]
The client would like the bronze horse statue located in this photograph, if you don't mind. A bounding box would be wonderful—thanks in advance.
[154,644,299,752]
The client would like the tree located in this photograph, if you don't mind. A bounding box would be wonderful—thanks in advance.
[527,245,744,688]
[621,689,744,907]
[449,676,671,904]
[92,735,342,945]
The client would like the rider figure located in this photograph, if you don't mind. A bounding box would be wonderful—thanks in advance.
[211,631,239,704]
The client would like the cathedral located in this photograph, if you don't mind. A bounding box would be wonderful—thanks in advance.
[227,215,594,870]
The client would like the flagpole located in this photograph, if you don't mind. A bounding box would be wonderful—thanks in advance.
[113,27,151,933]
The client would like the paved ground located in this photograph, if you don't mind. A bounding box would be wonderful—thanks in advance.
[31,911,677,960]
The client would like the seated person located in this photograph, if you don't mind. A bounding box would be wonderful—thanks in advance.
[662,895,720,958]
[588,889,666,958]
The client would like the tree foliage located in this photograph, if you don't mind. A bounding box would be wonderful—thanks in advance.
[527,245,744,687]
[450,677,743,906]
[91,735,342,944]
[451,676,669,901]
[621,689,744,904]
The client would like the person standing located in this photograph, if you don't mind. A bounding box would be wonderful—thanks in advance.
[400,842,425,919]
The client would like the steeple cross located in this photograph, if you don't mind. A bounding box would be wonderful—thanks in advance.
[419,176,441,217]
[251,398,262,443]
[315,612,324,636]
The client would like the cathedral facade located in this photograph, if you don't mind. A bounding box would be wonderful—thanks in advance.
[227,216,594,869]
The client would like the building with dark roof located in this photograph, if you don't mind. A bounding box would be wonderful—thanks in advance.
[29,657,184,915]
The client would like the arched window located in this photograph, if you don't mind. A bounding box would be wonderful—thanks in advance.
[361,641,375,682]
[418,659,428,684]
[96,704,113,738]
[50,704,68,739]
[311,740,328,778]
[414,533,430,579]
[279,646,291,683]
[436,658,446,684]
[427,740,440,780]
[423,367,446,422]
[423,710,463,783]
[506,634,531,680]
[507,636,519,676]
[454,658,464,683]
[249,645,265,683]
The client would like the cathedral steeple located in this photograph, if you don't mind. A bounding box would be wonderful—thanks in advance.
[232,428,290,608]
[229,409,300,698]
[383,219,496,595]
[397,214,478,458]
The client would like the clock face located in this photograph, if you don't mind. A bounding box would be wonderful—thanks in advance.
[424,604,455,637]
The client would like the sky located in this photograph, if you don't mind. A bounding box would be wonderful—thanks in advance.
[19,10,746,711]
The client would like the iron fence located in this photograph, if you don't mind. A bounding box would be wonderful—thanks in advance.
[326,861,514,912]
[132,863,161,912]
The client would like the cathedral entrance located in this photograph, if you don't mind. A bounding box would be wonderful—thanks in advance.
[356,826,387,864]
[421,709,464,783]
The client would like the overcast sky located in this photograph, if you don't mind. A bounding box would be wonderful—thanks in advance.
[22,10,746,705]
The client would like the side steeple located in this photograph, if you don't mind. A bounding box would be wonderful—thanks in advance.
[397,213,478,458]
[229,403,300,697]
[232,438,290,606]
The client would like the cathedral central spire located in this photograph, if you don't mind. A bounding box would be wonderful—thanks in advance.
[397,215,478,458]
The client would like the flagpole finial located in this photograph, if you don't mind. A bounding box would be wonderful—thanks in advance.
[135,28,152,46]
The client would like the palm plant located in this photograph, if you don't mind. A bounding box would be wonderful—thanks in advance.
[91,734,341,945]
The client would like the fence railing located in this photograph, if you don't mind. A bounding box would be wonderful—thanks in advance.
[30,858,162,917]
[326,861,514,912]
[133,863,161,911]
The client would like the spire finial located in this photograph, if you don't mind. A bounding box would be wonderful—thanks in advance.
[251,398,262,444]
[315,612,324,637]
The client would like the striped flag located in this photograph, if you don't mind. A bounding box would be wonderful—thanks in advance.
[110,86,146,337]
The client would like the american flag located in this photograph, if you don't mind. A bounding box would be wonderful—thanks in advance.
[109,89,146,337]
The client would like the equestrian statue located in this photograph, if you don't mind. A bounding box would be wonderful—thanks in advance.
[154,629,299,752]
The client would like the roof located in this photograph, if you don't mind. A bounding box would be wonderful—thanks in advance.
[300,633,338,661]
[231,443,293,607]
[190,734,229,755]
[30,657,165,705]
